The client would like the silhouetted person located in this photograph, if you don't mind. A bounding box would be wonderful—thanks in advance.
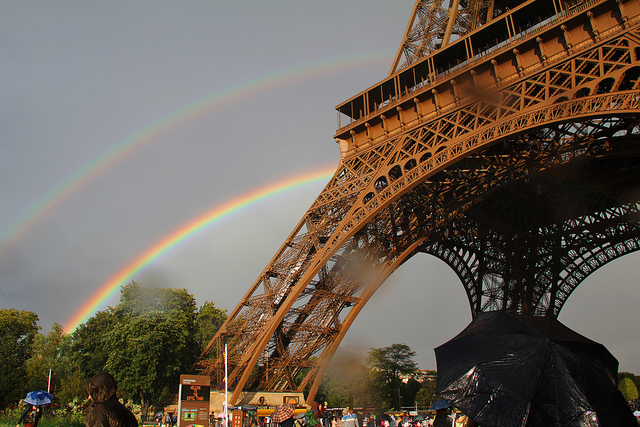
[16,405,42,427]
[432,409,453,427]
[83,371,138,427]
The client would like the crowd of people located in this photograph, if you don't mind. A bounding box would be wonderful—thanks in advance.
[155,411,177,427]
[252,403,477,427]
[14,373,640,427]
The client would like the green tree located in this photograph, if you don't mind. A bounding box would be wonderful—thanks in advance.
[71,309,118,378]
[57,368,89,406]
[318,356,374,408]
[366,343,418,410]
[366,344,418,381]
[103,282,199,407]
[619,376,639,402]
[104,314,178,403]
[25,322,81,406]
[0,309,39,409]
[114,281,197,321]
[415,377,437,410]
[619,372,640,397]
[69,282,225,411]
[26,323,68,391]
[196,301,227,351]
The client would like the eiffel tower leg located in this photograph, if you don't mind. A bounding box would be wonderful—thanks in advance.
[192,0,640,405]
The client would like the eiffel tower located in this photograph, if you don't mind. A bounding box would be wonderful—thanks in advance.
[193,0,640,405]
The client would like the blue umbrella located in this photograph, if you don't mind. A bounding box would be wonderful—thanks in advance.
[24,390,53,406]
[430,399,451,411]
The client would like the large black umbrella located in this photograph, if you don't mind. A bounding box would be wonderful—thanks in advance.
[434,311,636,427]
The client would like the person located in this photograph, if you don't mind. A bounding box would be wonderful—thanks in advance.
[249,411,259,427]
[280,416,295,427]
[306,405,318,427]
[454,415,476,427]
[355,412,363,427]
[83,371,138,427]
[16,405,42,427]
[340,408,359,427]
[432,408,452,427]
[279,405,295,427]
[318,403,329,427]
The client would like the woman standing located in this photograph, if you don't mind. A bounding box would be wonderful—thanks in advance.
[16,405,42,427]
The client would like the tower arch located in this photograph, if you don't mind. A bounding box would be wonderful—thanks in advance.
[193,0,640,405]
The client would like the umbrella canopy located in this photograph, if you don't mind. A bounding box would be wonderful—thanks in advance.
[271,404,295,423]
[24,390,53,406]
[430,399,451,411]
[413,414,427,422]
[435,311,636,427]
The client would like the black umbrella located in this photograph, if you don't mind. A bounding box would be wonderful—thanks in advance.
[434,311,636,427]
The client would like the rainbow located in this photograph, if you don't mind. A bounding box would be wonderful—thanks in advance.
[0,50,391,256]
[63,166,336,332]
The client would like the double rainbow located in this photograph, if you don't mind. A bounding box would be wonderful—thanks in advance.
[1,51,392,332]
[0,50,390,256]
[3,49,395,332]
[62,166,336,332]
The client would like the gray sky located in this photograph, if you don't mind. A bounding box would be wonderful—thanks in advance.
[2,0,640,374]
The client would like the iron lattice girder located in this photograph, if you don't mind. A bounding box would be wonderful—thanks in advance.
[193,1,640,404]
[327,36,640,210]
[390,0,498,74]
[422,151,640,316]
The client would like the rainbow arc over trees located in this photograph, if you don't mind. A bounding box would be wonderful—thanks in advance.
[63,166,335,332]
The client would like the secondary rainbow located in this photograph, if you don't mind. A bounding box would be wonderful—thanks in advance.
[63,166,336,333]
[0,50,391,257]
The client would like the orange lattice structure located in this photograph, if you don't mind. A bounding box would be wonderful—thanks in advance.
[193,0,640,405]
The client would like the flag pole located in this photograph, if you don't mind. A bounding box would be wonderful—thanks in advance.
[225,344,228,427]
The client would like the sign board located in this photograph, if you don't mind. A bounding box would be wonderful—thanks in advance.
[178,375,210,427]
[232,410,243,427]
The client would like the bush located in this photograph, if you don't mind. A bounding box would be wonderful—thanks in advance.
[0,404,84,427]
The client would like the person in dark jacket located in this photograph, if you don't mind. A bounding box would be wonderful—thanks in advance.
[432,408,453,427]
[83,371,138,427]
[16,405,42,427]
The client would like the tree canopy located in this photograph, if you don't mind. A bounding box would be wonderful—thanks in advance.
[0,282,228,412]
[0,309,40,408]
[366,343,418,381]
[104,312,193,404]
[619,374,639,402]
[97,282,210,405]
[196,301,228,350]
[365,343,419,411]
